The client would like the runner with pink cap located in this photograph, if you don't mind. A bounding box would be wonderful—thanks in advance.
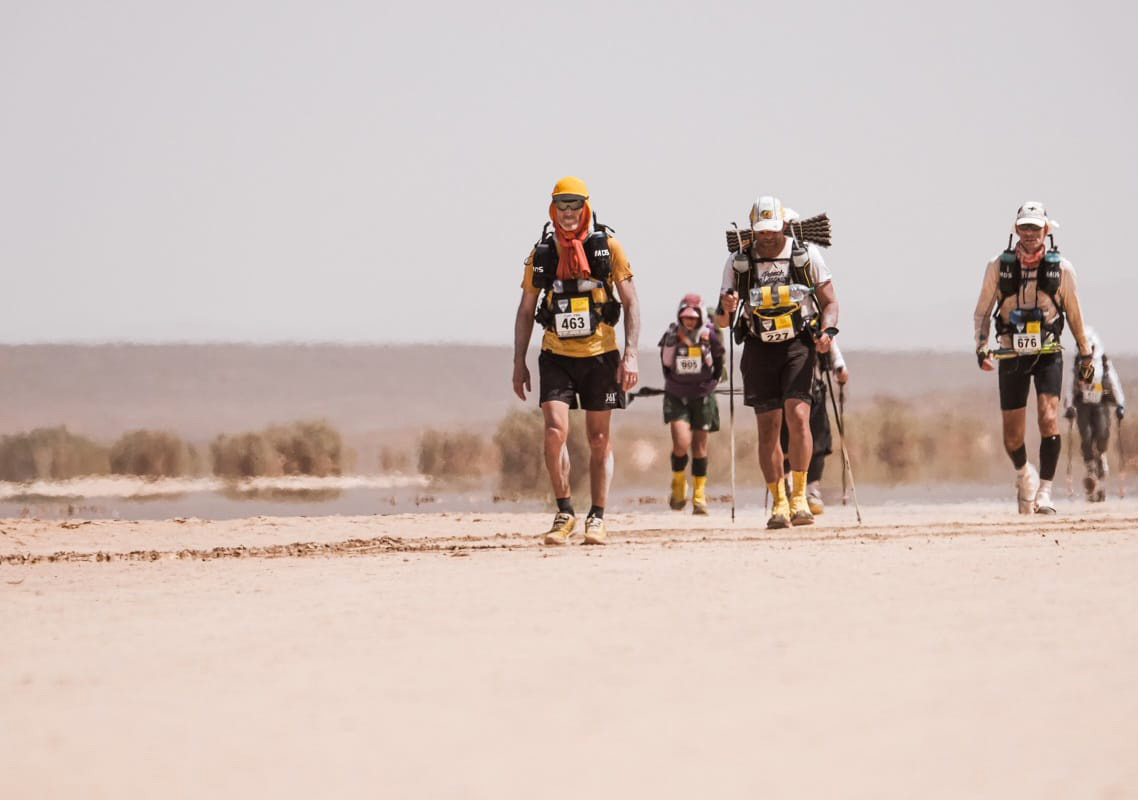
[658,293,726,514]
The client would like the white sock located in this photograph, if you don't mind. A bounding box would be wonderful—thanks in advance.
[807,480,821,494]
[1037,479,1053,497]
[1017,463,1030,475]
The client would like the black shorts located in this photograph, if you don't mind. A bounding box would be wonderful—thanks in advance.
[740,334,816,413]
[998,352,1063,410]
[538,350,626,411]
[780,379,832,456]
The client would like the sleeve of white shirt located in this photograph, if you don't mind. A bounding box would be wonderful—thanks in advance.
[808,245,833,286]
[1106,356,1126,407]
[830,339,846,372]
[721,254,737,295]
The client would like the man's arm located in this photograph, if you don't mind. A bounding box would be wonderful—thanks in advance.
[973,260,1000,370]
[614,277,640,391]
[813,281,839,353]
[713,257,737,329]
[512,289,539,401]
[1060,266,1092,357]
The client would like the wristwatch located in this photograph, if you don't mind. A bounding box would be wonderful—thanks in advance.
[821,326,839,338]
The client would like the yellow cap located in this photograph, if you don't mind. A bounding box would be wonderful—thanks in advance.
[552,176,589,198]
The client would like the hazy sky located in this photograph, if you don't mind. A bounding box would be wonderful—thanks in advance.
[2,0,1135,352]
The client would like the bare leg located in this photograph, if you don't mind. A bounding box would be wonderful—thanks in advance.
[756,409,784,484]
[670,420,692,458]
[541,401,571,498]
[691,430,709,459]
[585,410,613,508]
[1037,393,1060,437]
[1001,407,1027,456]
[784,397,812,472]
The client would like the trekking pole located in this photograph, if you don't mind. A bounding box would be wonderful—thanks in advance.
[823,364,861,523]
[1118,418,1127,498]
[839,381,848,505]
[1065,416,1074,499]
[727,293,740,523]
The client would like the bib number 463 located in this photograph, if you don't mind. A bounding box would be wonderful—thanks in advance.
[555,311,592,338]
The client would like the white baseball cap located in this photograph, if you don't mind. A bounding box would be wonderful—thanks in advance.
[749,195,787,233]
[1015,201,1054,229]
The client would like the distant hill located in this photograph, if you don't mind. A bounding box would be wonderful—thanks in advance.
[2,344,1133,449]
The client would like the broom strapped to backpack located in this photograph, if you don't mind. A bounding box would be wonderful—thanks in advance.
[725,213,833,252]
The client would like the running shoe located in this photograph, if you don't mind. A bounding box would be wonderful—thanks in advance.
[543,512,577,545]
[806,483,825,515]
[692,476,708,515]
[1016,463,1039,515]
[669,471,688,511]
[583,514,607,546]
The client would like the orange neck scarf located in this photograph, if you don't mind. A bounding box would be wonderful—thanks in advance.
[549,203,593,281]
[1017,240,1045,268]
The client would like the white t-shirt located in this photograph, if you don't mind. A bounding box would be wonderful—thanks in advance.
[720,240,833,321]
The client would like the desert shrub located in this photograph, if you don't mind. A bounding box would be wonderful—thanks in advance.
[379,446,411,473]
[418,429,492,480]
[268,421,343,476]
[211,420,343,478]
[0,427,110,482]
[211,433,282,478]
[493,409,589,495]
[110,430,201,478]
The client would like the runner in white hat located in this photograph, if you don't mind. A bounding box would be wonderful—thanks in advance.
[973,201,1094,514]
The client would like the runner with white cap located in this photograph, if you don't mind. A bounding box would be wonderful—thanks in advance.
[716,195,840,529]
[1063,327,1126,501]
[973,201,1093,514]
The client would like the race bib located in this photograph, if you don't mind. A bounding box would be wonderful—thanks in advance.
[1013,320,1042,354]
[674,346,703,375]
[759,313,795,343]
[1082,383,1104,403]
[554,297,593,338]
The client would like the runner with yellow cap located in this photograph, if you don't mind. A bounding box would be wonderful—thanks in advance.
[512,177,641,545]
[716,195,841,529]
[973,201,1093,514]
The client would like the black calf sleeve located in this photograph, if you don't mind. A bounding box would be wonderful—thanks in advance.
[692,457,708,477]
[1007,444,1027,470]
[807,452,826,483]
[1039,435,1061,481]
[671,453,689,472]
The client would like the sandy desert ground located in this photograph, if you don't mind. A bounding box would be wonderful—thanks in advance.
[3,500,1137,799]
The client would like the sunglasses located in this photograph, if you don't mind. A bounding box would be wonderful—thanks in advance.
[553,197,585,211]
[1016,223,1043,232]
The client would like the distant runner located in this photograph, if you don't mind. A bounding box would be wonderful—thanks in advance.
[512,177,640,545]
[716,195,840,529]
[973,201,1093,514]
[780,340,848,515]
[659,293,725,515]
[1063,327,1125,502]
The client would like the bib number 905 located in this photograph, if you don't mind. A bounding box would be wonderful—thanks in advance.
[675,356,702,375]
